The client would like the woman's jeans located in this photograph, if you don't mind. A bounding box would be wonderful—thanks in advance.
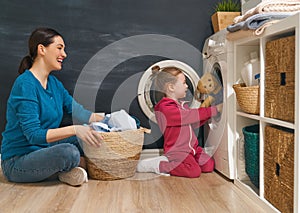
[1,136,83,183]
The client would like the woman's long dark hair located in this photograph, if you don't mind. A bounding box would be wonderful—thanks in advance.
[18,28,62,74]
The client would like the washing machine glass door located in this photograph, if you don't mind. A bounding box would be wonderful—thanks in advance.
[203,58,226,151]
[210,61,223,123]
[138,60,200,123]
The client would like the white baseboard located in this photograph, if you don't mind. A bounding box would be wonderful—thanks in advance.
[140,149,163,160]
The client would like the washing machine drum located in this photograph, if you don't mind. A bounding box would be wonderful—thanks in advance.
[137,60,200,123]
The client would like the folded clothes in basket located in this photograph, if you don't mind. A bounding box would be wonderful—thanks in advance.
[90,121,120,132]
[90,109,139,132]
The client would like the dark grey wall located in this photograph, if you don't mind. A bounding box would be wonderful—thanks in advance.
[0,0,219,148]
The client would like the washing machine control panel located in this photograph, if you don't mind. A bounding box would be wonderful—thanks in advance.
[208,39,225,48]
[202,29,227,59]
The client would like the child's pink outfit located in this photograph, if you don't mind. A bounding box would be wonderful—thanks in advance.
[154,97,218,178]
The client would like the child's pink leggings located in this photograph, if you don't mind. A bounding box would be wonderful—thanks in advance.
[159,147,215,178]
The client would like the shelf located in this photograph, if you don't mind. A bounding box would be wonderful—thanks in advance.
[232,13,299,213]
[236,111,260,120]
[236,111,295,129]
[260,116,295,129]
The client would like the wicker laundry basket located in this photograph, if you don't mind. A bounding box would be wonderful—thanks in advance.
[264,125,294,213]
[265,35,295,122]
[233,83,260,114]
[242,124,259,188]
[81,127,149,181]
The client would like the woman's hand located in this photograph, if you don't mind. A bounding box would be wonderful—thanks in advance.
[74,125,103,147]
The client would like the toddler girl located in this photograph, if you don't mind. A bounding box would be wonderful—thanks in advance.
[137,65,222,178]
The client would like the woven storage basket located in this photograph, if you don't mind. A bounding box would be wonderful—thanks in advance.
[242,124,259,188]
[265,35,295,122]
[81,128,148,181]
[233,83,260,114]
[264,125,294,213]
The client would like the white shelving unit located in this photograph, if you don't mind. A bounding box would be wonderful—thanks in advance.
[232,13,300,212]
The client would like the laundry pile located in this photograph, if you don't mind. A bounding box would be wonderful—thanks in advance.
[226,0,300,40]
[90,109,138,132]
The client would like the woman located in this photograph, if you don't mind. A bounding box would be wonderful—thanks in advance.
[1,28,103,186]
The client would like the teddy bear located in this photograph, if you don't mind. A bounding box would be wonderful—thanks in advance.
[195,72,223,108]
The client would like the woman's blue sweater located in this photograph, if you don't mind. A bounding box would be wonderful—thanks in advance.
[1,70,92,160]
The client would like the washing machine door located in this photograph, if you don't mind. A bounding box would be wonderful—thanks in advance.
[203,55,226,153]
[203,53,235,179]
[138,60,200,123]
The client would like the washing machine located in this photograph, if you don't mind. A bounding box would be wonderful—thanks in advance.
[202,29,235,179]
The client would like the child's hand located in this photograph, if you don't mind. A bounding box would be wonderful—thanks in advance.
[216,103,223,113]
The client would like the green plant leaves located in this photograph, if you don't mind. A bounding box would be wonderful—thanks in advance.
[214,0,241,12]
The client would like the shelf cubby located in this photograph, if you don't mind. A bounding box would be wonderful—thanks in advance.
[232,13,300,213]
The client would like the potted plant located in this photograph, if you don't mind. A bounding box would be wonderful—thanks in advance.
[211,0,241,33]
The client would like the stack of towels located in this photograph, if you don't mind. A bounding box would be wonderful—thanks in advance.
[226,0,300,40]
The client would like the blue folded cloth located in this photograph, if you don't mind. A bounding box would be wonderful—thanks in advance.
[90,114,122,132]
[91,122,112,132]
[227,13,293,32]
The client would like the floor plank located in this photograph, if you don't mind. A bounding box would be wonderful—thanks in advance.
[0,167,267,213]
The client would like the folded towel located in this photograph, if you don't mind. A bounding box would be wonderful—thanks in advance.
[235,0,300,23]
[226,20,281,41]
[254,19,280,35]
[227,12,294,32]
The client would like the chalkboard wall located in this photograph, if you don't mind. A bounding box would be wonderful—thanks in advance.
[0,0,220,149]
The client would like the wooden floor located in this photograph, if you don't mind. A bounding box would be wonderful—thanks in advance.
[0,166,267,213]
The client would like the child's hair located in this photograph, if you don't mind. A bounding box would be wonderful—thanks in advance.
[151,65,183,98]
